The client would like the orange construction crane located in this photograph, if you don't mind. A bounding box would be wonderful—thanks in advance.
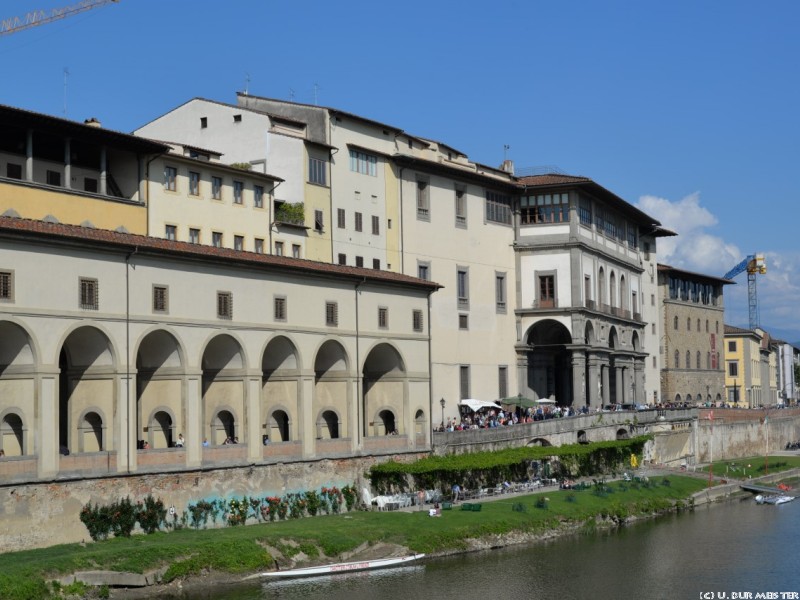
[1,0,119,36]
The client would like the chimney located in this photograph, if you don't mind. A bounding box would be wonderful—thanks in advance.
[500,159,514,175]
[84,117,101,128]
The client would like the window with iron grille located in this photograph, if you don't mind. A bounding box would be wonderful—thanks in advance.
[485,190,512,224]
[0,270,13,302]
[325,301,338,327]
[337,208,346,229]
[459,313,468,330]
[457,267,469,309]
[164,166,177,191]
[355,256,364,267]
[217,291,232,320]
[372,215,380,235]
[459,365,470,400]
[274,296,287,321]
[355,212,363,232]
[338,253,346,265]
[79,278,98,310]
[455,187,467,227]
[372,258,380,269]
[416,179,429,220]
[413,309,423,332]
[495,273,506,313]
[378,307,388,329]
[153,285,168,313]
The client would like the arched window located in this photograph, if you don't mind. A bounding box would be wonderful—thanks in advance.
[687,317,691,331]
[686,351,691,369]
[696,351,701,369]
[697,319,701,331]
[707,352,711,369]
[674,350,680,368]
[716,321,719,334]
[705,320,709,333]
[674,316,679,330]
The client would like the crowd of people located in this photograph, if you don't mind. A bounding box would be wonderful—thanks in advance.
[435,404,591,432]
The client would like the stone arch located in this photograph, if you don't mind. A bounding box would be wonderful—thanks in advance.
[616,428,630,440]
[414,409,427,435]
[631,331,641,353]
[202,334,246,446]
[598,267,606,306]
[675,393,682,403]
[314,339,350,439]
[267,408,291,442]
[620,274,627,310]
[146,406,177,449]
[524,319,572,404]
[528,437,552,447]
[577,429,589,444]
[584,321,596,345]
[373,407,397,436]
[136,329,185,452]
[316,408,341,440]
[363,342,406,437]
[609,271,617,308]
[58,325,117,453]
[262,336,301,444]
[0,409,25,456]
[686,394,693,404]
[0,319,38,369]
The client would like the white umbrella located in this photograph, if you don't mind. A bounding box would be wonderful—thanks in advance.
[536,398,556,404]
[459,399,502,412]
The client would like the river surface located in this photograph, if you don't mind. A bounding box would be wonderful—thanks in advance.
[183,498,800,600]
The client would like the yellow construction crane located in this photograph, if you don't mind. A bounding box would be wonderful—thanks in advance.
[1,0,119,36]
[723,254,767,329]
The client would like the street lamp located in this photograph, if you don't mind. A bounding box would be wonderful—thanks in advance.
[439,398,446,431]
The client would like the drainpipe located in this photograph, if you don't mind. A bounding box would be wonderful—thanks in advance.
[125,245,139,474]
[355,276,366,447]
[427,290,433,445]
[399,167,405,273]
[268,180,283,254]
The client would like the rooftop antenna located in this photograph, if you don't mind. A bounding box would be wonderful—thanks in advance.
[243,72,250,96]
[289,88,295,101]
[503,144,510,161]
[63,67,69,117]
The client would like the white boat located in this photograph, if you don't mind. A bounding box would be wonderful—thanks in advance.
[260,553,425,579]
[755,494,795,505]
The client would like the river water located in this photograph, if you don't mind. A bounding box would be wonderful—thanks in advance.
[184,498,800,600]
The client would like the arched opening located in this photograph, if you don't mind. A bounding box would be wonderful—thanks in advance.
[598,267,606,307]
[616,428,630,440]
[608,327,619,403]
[577,429,589,444]
[212,409,236,445]
[609,271,617,308]
[137,330,183,451]
[525,319,572,405]
[414,409,426,435]
[314,340,350,439]
[149,410,174,449]
[363,343,406,437]
[317,409,340,439]
[620,275,627,311]
[375,409,396,436]
[269,409,290,442]
[58,326,115,453]
[528,437,552,447]
[675,394,682,403]
[1,412,24,456]
[631,331,641,353]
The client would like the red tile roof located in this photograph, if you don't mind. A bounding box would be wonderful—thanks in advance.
[0,217,440,291]
[516,174,592,186]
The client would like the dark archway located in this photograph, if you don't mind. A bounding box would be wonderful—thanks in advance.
[363,343,406,436]
[525,319,572,405]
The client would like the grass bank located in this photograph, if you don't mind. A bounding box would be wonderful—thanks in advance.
[0,475,707,600]
[697,455,800,479]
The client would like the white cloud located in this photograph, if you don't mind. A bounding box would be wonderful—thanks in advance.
[635,193,800,338]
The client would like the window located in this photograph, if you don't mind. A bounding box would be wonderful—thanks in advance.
[372,258,380,269]
[496,273,506,313]
[234,235,244,251]
[217,292,232,320]
[254,185,264,208]
[539,275,555,308]
[355,256,364,267]
[378,307,388,329]
[686,351,691,369]
[455,187,467,227]
[372,215,380,235]
[413,309,423,332]
[578,196,592,226]
[212,231,222,248]
[314,209,324,232]
[651,294,655,306]
[674,316,679,330]
[728,341,737,352]
[292,244,301,258]
[84,177,98,193]
[189,228,200,244]
[696,351,701,369]
[651,323,656,334]
[338,253,346,265]
[728,362,739,377]
[233,181,243,204]
[309,157,327,185]
[416,179,429,220]
[349,149,377,176]
[457,268,469,309]
[200,117,208,128]
[520,193,569,224]
[47,170,61,186]
[6,163,21,179]
[705,320,709,333]
[153,285,168,313]
[275,241,284,256]
[211,176,222,200]
[189,171,200,196]
[485,190,512,224]
[325,301,338,327]
[697,318,701,331]
[498,366,508,400]
[337,208,346,229]
[254,238,264,253]
[164,166,177,191]
[459,365,470,400]
[418,262,430,281]
[233,114,242,123]
[274,296,287,321]
[459,314,469,330]
[355,212,363,232]
[674,350,680,368]
[79,277,98,310]
[687,317,691,331]
[0,270,13,302]
[165,225,177,241]
[627,223,638,249]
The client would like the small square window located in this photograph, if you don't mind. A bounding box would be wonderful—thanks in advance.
[212,232,223,248]
[254,238,264,253]
[234,235,244,251]
[338,253,346,265]
[412,309,423,332]
[153,285,168,313]
[189,228,200,244]
[378,307,388,329]
[6,163,21,179]
[372,258,380,270]
[274,296,287,321]
[47,170,61,186]
[356,256,364,267]
[217,291,232,320]
[459,313,468,330]
[165,225,177,241]
[275,241,284,256]
[292,244,301,258]
[79,277,98,310]
[325,301,338,327]
[233,181,244,204]
[84,177,98,193]
[164,166,177,191]
[189,171,200,196]
[211,176,222,200]
[0,270,13,302]
[233,114,242,123]
[254,185,264,208]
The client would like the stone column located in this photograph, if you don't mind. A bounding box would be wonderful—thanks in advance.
[635,359,645,405]
[615,363,624,404]
[246,374,262,462]
[602,362,611,405]
[571,350,586,408]
[184,373,203,468]
[301,375,315,458]
[116,372,136,473]
[587,355,600,409]
[350,375,361,453]
[37,370,60,478]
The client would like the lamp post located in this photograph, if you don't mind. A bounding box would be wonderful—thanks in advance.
[439,398,446,431]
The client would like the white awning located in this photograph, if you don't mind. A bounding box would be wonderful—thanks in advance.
[459,399,502,412]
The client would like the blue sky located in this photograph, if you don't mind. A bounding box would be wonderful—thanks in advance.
[2,0,800,339]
